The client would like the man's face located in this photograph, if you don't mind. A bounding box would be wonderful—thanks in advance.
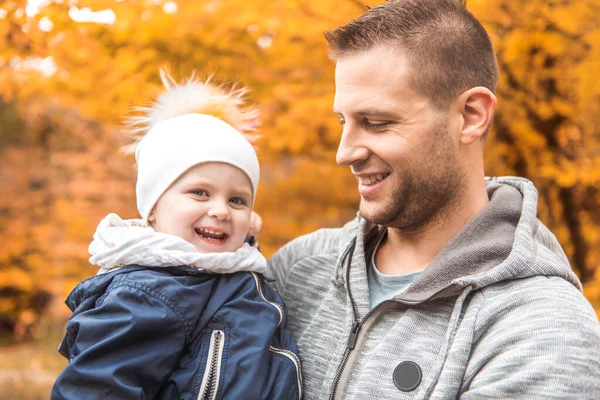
[334,45,465,230]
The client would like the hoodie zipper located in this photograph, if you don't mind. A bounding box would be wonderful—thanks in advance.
[329,240,360,400]
[198,330,225,400]
[329,238,405,399]
[328,236,473,399]
[329,298,400,400]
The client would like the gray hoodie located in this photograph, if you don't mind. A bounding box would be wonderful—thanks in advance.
[267,177,600,399]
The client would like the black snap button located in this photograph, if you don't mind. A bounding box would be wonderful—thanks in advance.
[393,361,422,392]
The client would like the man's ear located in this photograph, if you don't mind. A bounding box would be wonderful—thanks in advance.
[456,87,496,145]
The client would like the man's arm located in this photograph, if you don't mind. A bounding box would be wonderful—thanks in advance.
[52,284,189,399]
[460,278,600,399]
[267,238,302,295]
[267,220,358,295]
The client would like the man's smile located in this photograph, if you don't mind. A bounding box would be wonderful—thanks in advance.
[356,172,390,186]
[355,172,390,197]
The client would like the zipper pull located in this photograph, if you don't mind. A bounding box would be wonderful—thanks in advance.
[347,321,362,350]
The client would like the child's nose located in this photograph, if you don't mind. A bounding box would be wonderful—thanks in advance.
[207,201,231,221]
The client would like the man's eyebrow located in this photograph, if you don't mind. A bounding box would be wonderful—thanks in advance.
[333,107,398,118]
[357,108,398,118]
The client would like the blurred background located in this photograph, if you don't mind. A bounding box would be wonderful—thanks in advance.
[0,0,598,398]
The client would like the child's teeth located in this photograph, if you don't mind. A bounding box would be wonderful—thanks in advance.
[196,228,226,239]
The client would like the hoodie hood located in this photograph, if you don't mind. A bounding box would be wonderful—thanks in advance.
[345,177,580,305]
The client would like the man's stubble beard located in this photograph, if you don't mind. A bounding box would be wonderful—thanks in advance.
[359,124,465,232]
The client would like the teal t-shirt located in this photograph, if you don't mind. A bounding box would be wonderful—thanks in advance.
[368,233,422,309]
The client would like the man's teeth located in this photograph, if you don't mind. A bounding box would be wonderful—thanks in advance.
[360,173,388,186]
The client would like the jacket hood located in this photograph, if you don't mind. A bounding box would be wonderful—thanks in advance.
[345,177,580,304]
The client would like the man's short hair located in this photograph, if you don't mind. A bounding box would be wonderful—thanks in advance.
[325,0,499,110]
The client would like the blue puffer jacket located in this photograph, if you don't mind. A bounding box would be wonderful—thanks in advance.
[51,266,302,400]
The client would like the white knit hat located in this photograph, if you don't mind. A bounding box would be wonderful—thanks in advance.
[125,70,261,222]
[135,113,259,221]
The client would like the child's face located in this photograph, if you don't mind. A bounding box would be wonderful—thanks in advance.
[150,162,253,253]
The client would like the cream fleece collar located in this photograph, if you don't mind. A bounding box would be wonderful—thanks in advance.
[89,213,266,275]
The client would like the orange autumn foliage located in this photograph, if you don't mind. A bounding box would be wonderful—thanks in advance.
[0,0,598,337]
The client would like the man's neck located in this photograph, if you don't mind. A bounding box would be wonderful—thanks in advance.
[375,184,489,276]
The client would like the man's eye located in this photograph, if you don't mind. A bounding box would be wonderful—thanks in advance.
[192,189,209,197]
[363,119,389,129]
[338,117,345,125]
[229,197,247,206]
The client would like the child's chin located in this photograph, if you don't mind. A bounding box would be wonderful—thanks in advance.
[192,240,237,254]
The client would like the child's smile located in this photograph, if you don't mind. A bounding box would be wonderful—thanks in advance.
[194,226,229,246]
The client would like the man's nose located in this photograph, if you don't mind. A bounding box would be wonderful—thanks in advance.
[208,201,230,221]
[336,125,369,166]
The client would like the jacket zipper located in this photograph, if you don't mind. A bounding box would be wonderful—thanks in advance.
[198,330,225,400]
[252,272,284,326]
[254,272,303,398]
[270,345,304,399]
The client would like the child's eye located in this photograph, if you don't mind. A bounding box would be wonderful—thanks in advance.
[229,197,247,206]
[192,189,209,197]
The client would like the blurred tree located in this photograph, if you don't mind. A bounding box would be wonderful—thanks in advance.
[0,92,137,337]
[0,0,598,338]
[1,0,368,256]
[0,0,371,337]
[469,0,600,313]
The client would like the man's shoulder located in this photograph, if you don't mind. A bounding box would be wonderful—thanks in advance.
[266,218,359,291]
[268,219,358,272]
[480,275,586,304]
[464,275,600,395]
[476,276,599,335]
[276,218,358,260]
